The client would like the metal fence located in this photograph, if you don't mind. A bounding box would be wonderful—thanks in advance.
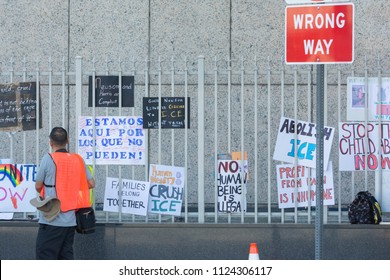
[1,54,389,224]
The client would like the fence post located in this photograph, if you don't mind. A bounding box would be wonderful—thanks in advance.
[198,55,205,223]
[75,56,82,152]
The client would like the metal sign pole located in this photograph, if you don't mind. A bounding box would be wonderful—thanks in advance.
[315,64,325,260]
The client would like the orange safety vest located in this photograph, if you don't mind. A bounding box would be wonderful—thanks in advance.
[48,152,91,212]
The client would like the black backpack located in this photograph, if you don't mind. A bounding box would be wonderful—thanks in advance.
[348,191,382,224]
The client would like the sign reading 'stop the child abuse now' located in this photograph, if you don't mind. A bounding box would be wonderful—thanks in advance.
[285,3,354,64]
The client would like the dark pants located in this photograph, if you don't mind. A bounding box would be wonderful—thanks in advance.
[36,224,76,260]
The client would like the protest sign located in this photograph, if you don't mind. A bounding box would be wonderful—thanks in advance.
[0,164,37,212]
[273,117,334,169]
[0,82,41,131]
[143,97,190,129]
[88,76,134,107]
[217,160,247,213]
[339,122,390,171]
[148,164,185,216]
[78,116,146,165]
[276,162,335,208]
[103,177,150,216]
[347,77,390,121]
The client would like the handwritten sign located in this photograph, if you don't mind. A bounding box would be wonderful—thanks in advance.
[148,164,185,216]
[0,164,37,212]
[339,122,390,171]
[103,177,150,216]
[88,76,134,107]
[347,77,390,121]
[276,162,335,208]
[217,160,247,213]
[78,116,146,165]
[142,97,190,129]
[0,82,41,131]
[273,117,334,169]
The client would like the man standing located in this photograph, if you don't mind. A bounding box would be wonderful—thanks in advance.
[34,127,95,260]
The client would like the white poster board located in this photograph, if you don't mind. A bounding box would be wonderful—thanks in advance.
[78,116,146,165]
[148,164,185,216]
[0,164,37,212]
[347,77,390,121]
[217,159,247,213]
[273,117,335,169]
[339,122,390,171]
[103,177,150,216]
[276,162,335,208]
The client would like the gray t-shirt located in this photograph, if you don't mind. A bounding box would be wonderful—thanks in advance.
[35,152,93,227]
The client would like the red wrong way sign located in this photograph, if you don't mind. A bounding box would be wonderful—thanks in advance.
[285,3,354,64]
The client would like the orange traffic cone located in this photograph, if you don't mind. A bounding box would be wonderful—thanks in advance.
[248,243,260,260]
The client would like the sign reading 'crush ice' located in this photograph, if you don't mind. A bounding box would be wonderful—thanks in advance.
[285,3,354,64]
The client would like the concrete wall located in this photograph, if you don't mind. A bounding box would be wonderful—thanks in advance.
[1,221,390,260]
[1,1,388,61]
[1,1,390,208]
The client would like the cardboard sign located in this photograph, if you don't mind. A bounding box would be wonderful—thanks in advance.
[148,164,185,216]
[103,177,150,216]
[143,97,190,129]
[273,117,335,169]
[276,163,335,208]
[88,76,134,107]
[0,82,41,131]
[0,164,37,212]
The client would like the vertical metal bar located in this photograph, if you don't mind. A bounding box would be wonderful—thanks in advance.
[118,59,123,223]
[337,65,342,223]
[22,57,27,164]
[227,56,232,224]
[293,65,298,223]
[198,55,205,224]
[61,57,66,127]
[280,57,285,224]
[214,56,219,223]
[254,56,258,223]
[48,57,53,133]
[184,56,189,223]
[227,57,232,152]
[350,64,355,200]
[267,57,272,224]
[144,57,150,223]
[21,57,27,219]
[307,67,312,224]
[8,57,14,162]
[364,56,369,190]
[104,56,110,221]
[158,56,162,165]
[34,58,41,219]
[35,58,41,166]
[171,56,175,224]
[240,56,245,223]
[75,56,82,153]
[323,65,328,225]
[157,56,162,223]
[315,64,325,260]
[375,55,383,204]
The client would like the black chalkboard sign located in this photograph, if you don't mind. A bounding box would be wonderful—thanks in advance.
[143,97,190,129]
[88,76,134,107]
[0,82,42,131]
